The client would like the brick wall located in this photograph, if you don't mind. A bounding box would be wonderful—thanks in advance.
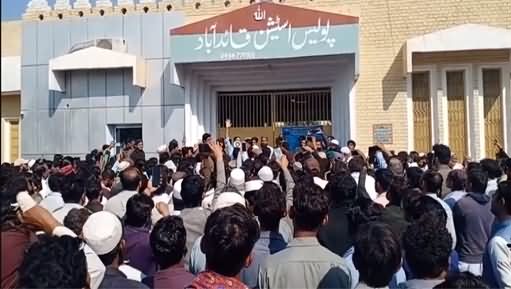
[356,0,511,152]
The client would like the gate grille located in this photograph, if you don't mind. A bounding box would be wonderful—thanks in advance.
[217,89,331,129]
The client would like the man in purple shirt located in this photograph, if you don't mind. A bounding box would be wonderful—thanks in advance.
[124,194,156,276]
[143,216,194,289]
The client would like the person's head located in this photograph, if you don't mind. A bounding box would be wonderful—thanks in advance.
[375,169,393,194]
[61,175,85,204]
[446,169,466,191]
[466,163,488,193]
[19,235,88,289]
[404,195,447,228]
[202,133,212,144]
[409,151,419,163]
[353,222,402,288]
[150,216,187,270]
[420,170,443,196]
[85,176,101,202]
[434,272,489,289]
[101,169,115,188]
[326,173,357,207]
[389,157,405,177]
[125,193,154,228]
[403,219,451,279]
[120,167,141,191]
[347,140,356,151]
[135,139,144,151]
[181,175,205,208]
[201,204,259,277]
[348,155,366,173]
[159,152,171,165]
[303,156,321,177]
[491,181,511,218]
[254,182,286,231]
[387,176,408,206]
[251,137,259,145]
[83,211,124,267]
[406,167,424,189]
[47,173,64,193]
[261,136,269,147]
[291,182,329,232]
[480,158,502,180]
[64,208,92,236]
[168,139,179,151]
[433,144,451,165]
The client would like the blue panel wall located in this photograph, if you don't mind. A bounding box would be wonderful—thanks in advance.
[21,11,187,159]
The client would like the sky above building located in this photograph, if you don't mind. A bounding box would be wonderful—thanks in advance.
[1,1,123,21]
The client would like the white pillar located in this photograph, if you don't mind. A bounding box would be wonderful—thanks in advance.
[96,0,113,7]
[184,71,192,145]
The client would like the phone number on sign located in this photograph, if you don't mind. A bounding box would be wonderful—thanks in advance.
[220,52,256,60]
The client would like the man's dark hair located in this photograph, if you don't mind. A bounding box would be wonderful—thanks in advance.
[169,139,179,151]
[120,167,141,191]
[159,152,171,165]
[292,182,329,231]
[480,158,503,180]
[98,242,122,266]
[19,235,87,289]
[325,173,357,207]
[125,193,154,227]
[251,136,259,143]
[254,182,286,231]
[85,176,101,201]
[150,216,187,270]
[420,170,443,196]
[409,151,420,163]
[353,222,401,288]
[181,175,205,208]
[347,140,356,147]
[446,169,466,191]
[348,155,365,173]
[48,173,64,192]
[63,208,91,236]
[403,219,452,279]
[433,144,451,165]
[101,168,115,180]
[434,272,489,289]
[387,176,407,206]
[495,181,511,214]
[375,169,393,192]
[201,204,260,277]
[404,195,447,228]
[202,133,212,143]
[466,163,488,193]
[61,175,85,204]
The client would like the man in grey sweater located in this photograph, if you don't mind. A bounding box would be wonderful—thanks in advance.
[453,163,494,276]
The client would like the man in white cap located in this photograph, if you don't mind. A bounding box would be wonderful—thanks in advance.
[229,168,246,193]
[83,211,148,289]
[258,166,274,182]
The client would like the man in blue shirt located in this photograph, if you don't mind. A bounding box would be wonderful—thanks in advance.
[483,181,511,288]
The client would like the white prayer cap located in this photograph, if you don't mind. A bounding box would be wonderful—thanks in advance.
[118,161,131,172]
[331,139,340,146]
[214,192,246,211]
[258,166,274,182]
[83,211,123,255]
[157,145,168,153]
[13,159,28,167]
[230,168,245,186]
[341,147,351,155]
[28,159,36,168]
[173,178,183,200]
[245,180,264,192]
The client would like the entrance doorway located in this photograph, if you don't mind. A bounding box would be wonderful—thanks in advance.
[112,125,142,154]
[217,89,332,145]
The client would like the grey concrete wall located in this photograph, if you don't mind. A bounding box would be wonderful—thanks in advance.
[21,12,186,159]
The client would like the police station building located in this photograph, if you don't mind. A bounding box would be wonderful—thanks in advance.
[6,0,511,160]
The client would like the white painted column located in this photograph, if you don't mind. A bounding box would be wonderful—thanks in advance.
[211,88,218,137]
[184,71,192,145]
[503,61,511,155]
[204,84,212,134]
[437,66,448,145]
[190,73,200,144]
[472,64,484,160]
[197,80,206,139]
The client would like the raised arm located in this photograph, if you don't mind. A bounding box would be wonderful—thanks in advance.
[210,142,227,204]
[277,155,294,210]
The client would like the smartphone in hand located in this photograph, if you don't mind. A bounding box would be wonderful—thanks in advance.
[152,166,161,188]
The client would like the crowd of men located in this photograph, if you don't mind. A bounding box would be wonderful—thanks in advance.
[1,133,511,289]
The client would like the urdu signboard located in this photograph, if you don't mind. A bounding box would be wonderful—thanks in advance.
[170,2,359,63]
